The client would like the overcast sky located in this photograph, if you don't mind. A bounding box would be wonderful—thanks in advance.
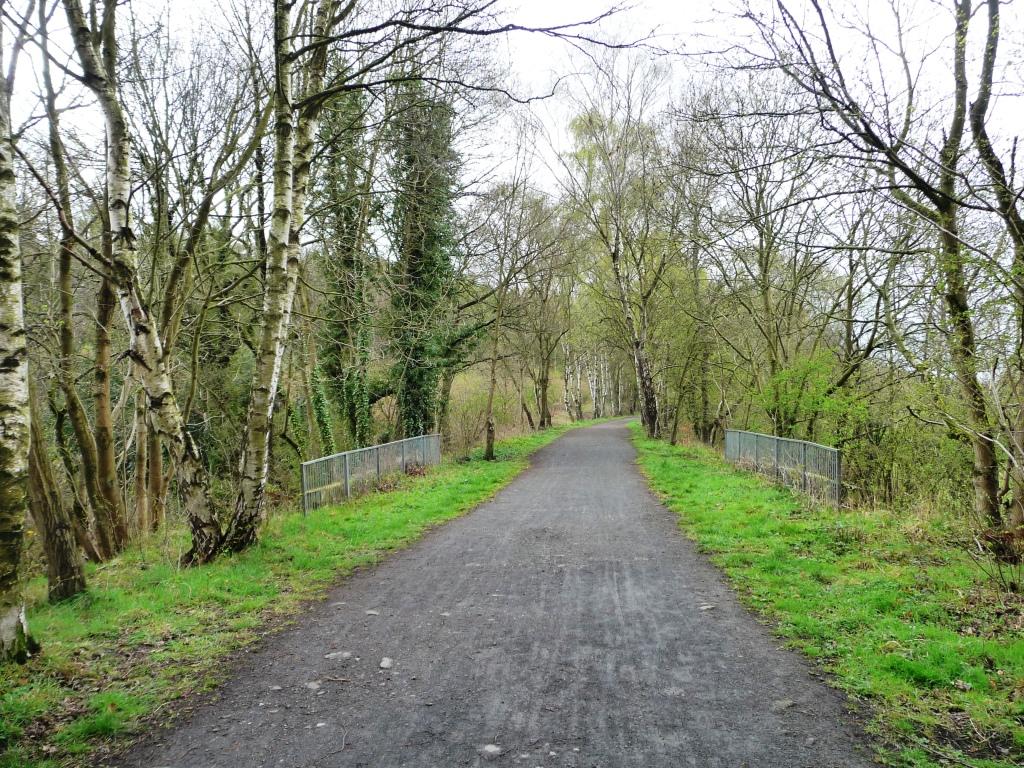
[9,0,1020,196]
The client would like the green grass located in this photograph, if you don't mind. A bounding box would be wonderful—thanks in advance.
[0,424,580,768]
[631,425,1024,768]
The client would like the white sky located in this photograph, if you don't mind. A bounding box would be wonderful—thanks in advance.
[7,0,1021,198]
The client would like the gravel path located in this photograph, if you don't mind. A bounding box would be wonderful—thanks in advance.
[113,420,877,768]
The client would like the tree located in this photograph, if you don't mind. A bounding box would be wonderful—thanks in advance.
[561,55,672,437]
[61,0,222,564]
[0,1,34,662]
[27,384,85,602]
[388,81,459,439]
[314,87,379,449]
[222,0,340,555]
[471,165,556,459]
[744,0,1012,544]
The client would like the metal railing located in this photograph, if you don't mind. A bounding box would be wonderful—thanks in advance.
[300,433,442,514]
[724,429,842,505]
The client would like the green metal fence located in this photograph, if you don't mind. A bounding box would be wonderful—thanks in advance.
[300,434,442,513]
[724,429,842,505]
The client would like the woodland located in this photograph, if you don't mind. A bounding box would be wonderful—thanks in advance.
[0,0,1021,727]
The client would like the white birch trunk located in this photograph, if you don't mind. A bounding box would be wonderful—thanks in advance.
[62,0,221,564]
[0,43,33,662]
[224,0,338,552]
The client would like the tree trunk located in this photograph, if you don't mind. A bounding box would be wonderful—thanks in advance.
[587,355,604,419]
[612,363,622,416]
[226,1,297,552]
[28,390,86,602]
[93,278,128,551]
[608,236,658,437]
[147,429,165,532]
[302,357,323,460]
[932,4,1002,535]
[519,365,535,430]
[0,64,34,662]
[484,336,500,461]
[224,0,337,553]
[970,0,1024,543]
[133,391,149,535]
[62,0,222,566]
[56,264,112,558]
[574,365,584,421]
[562,357,574,422]
[669,382,686,447]
[50,406,103,562]
[436,366,456,448]
[41,20,110,559]
[938,218,1002,530]
[538,369,551,428]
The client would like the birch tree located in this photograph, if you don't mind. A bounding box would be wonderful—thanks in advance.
[0,1,34,662]
[222,0,339,555]
[561,56,673,437]
[60,0,222,564]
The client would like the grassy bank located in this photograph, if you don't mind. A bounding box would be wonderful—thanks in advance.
[631,426,1023,768]
[0,425,578,768]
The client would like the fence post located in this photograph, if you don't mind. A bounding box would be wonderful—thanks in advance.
[774,436,780,480]
[835,450,842,506]
[376,445,381,483]
[401,439,406,473]
[801,442,808,493]
[301,463,308,516]
[343,453,350,498]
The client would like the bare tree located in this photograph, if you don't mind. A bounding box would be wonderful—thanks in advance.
[560,54,672,437]
[0,0,35,663]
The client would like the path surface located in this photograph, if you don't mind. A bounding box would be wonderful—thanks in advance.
[114,421,877,768]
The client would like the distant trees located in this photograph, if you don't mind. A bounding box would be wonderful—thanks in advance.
[561,56,672,438]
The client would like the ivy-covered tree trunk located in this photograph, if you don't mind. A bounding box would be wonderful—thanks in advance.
[390,85,458,438]
[0,51,34,662]
[316,88,376,449]
[436,365,457,444]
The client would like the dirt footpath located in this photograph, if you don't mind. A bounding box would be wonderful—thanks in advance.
[113,421,877,768]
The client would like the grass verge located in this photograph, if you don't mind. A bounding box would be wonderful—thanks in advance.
[631,425,1023,768]
[0,424,579,767]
